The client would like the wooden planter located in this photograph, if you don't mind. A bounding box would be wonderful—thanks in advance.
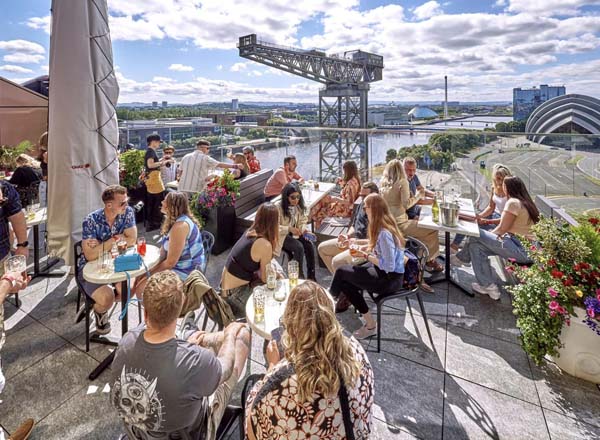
[203,205,235,255]
[549,307,600,384]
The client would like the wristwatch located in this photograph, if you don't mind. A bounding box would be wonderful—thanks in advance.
[16,241,29,248]
[1,273,17,288]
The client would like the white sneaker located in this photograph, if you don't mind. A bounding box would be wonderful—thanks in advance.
[450,254,470,268]
[471,283,501,300]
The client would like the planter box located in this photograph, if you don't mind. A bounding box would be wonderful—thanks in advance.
[549,307,600,384]
[203,205,235,255]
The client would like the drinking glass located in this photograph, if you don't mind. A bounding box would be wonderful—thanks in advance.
[99,251,111,273]
[5,255,26,274]
[117,239,128,255]
[137,237,147,257]
[288,260,299,289]
[25,205,36,221]
[0,171,5,180]
[253,286,266,323]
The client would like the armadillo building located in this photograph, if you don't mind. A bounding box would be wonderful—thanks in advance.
[526,94,600,148]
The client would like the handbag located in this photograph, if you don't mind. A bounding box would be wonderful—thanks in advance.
[114,250,143,272]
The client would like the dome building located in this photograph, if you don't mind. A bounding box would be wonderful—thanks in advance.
[526,94,600,147]
[408,105,438,120]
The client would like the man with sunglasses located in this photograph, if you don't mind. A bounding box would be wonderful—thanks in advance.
[79,185,137,335]
[242,146,261,174]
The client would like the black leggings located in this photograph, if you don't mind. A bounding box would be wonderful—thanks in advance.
[145,190,164,229]
[330,263,404,314]
[282,234,316,279]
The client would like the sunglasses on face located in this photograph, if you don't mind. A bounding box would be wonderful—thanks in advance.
[289,194,300,200]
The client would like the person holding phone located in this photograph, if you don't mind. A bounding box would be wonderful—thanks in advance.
[275,183,316,280]
[160,145,178,186]
[245,281,374,440]
[330,193,405,339]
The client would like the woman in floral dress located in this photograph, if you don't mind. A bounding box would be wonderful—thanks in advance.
[311,160,361,229]
[245,281,374,440]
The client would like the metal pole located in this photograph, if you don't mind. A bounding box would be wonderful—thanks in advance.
[572,167,575,195]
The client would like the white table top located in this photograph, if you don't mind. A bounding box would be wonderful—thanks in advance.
[82,244,161,284]
[245,279,300,339]
[25,207,47,227]
[417,198,480,237]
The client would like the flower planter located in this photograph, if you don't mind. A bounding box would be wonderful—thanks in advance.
[549,307,600,384]
[203,205,235,255]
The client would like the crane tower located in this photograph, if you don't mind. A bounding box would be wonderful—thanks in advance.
[238,34,384,180]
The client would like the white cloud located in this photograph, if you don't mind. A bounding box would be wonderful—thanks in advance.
[506,0,600,16]
[0,39,45,54]
[248,70,263,77]
[3,53,45,64]
[216,65,223,71]
[168,63,194,72]
[495,0,507,6]
[230,62,248,72]
[0,65,34,74]
[25,16,51,34]
[413,1,444,20]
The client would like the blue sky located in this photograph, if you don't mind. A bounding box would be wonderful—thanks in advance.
[1,0,600,103]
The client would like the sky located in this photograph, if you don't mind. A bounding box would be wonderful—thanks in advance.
[1,0,600,104]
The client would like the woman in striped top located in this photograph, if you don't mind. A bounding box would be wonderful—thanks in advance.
[133,192,205,295]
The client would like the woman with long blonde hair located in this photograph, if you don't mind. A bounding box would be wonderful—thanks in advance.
[380,159,441,292]
[245,281,374,440]
[232,152,250,180]
[330,193,406,338]
[133,191,205,295]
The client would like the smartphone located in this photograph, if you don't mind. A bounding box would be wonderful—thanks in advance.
[303,232,317,242]
[270,326,285,358]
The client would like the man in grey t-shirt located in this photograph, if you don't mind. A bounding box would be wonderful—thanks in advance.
[111,271,249,440]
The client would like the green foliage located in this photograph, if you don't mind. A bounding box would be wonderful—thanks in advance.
[119,149,145,189]
[573,216,600,266]
[495,120,526,133]
[0,140,32,170]
[385,149,397,162]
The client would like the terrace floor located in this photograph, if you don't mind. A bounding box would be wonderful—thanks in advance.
[1,228,600,440]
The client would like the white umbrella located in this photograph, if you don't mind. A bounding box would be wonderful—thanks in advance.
[48,0,120,265]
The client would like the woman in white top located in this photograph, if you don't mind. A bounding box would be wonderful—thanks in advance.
[452,176,539,300]
[451,164,511,252]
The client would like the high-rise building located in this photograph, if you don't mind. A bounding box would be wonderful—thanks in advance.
[161,101,168,108]
[152,101,158,108]
[232,99,239,111]
[513,84,565,121]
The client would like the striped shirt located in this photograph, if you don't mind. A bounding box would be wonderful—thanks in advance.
[178,150,219,194]
[162,215,206,280]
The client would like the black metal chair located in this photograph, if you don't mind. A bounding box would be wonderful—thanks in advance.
[74,240,142,352]
[366,237,434,353]
[199,230,215,273]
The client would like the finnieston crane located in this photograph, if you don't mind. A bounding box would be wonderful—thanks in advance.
[238,34,384,180]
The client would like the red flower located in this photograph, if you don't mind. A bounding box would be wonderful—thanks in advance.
[589,217,599,226]
[562,278,574,287]
[548,259,557,267]
[551,269,564,279]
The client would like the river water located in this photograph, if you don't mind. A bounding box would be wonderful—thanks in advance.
[248,116,512,179]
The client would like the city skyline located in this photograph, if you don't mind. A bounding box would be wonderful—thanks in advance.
[1,0,600,103]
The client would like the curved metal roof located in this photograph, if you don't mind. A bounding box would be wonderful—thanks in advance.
[526,94,600,143]
[408,106,438,119]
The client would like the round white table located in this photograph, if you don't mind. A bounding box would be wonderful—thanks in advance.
[245,279,300,340]
[85,244,161,380]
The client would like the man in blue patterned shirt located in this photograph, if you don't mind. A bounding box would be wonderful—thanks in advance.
[78,185,137,334]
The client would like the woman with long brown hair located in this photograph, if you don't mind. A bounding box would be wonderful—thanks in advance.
[245,281,374,440]
[452,176,539,300]
[231,152,250,180]
[222,203,280,317]
[133,191,205,295]
[330,193,406,339]
[311,160,361,229]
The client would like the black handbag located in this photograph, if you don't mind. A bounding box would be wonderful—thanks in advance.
[338,376,356,440]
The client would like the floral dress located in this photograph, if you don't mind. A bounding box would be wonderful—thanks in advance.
[245,337,374,440]
[311,177,360,229]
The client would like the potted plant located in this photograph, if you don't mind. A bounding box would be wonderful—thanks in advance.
[508,216,600,383]
[191,170,240,254]
[119,149,146,221]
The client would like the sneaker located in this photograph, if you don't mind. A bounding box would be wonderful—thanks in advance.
[353,324,377,340]
[471,283,501,300]
[93,311,111,335]
[177,311,197,340]
[450,254,470,268]
[9,418,34,440]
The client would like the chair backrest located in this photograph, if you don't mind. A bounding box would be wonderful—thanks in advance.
[73,240,83,278]
[405,237,429,284]
[200,230,215,272]
[234,168,273,217]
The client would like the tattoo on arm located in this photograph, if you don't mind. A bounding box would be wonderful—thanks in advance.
[216,333,237,384]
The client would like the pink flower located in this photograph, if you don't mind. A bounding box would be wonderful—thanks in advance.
[557,306,566,315]
[588,308,596,318]
[566,319,571,326]
[508,258,516,263]
[505,266,514,273]
[550,310,557,318]
[549,301,559,310]
[530,245,537,251]
[547,288,558,298]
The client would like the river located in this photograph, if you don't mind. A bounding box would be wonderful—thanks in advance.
[244,116,512,179]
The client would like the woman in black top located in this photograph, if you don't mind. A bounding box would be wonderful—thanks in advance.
[9,155,42,207]
[231,153,250,180]
[222,203,279,317]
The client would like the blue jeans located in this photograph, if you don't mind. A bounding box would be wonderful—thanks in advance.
[456,229,531,287]
[452,211,500,246]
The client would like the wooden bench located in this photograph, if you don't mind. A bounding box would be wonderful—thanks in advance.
[234,168,273,238]
[314,197,363,243]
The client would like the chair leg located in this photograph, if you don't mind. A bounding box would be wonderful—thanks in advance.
[138,303,142,324]
[376,303,382,353]
[415,292,434,346]
[14,292,19,308]
[85,299,90,353]
[76,287,81,314]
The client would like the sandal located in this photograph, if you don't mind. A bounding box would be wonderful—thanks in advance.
[425,260,444,272]
[420,282,435,294]
[353,324,377,340]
